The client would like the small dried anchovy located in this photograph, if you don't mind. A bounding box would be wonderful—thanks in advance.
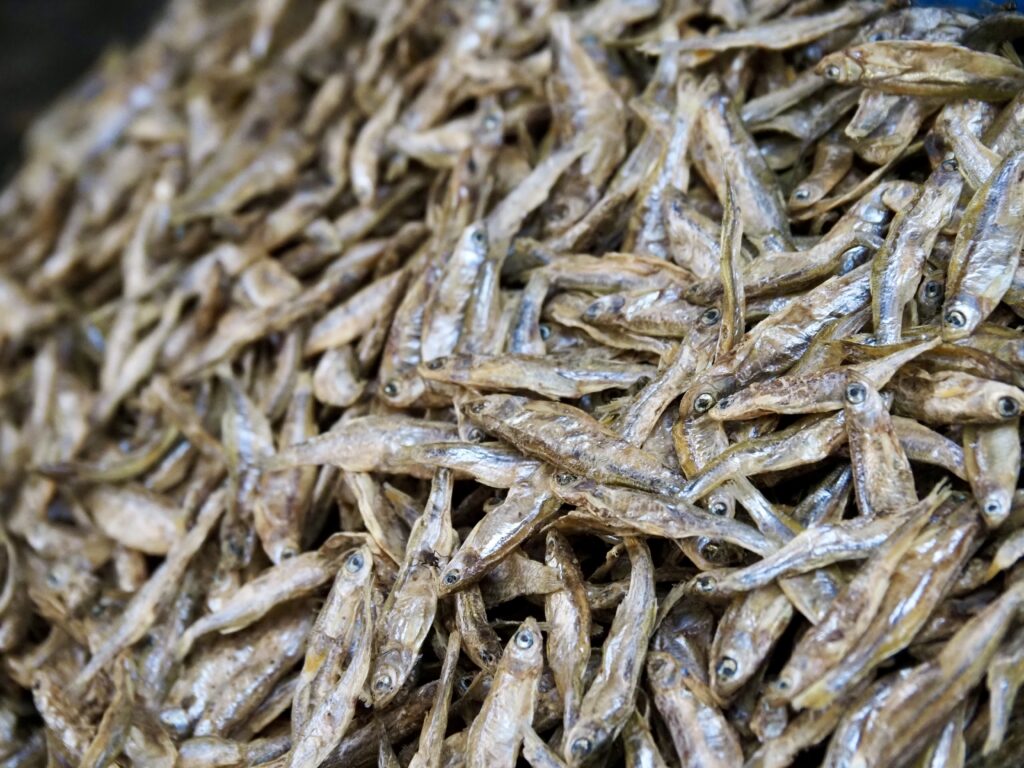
[4,1,1024,767]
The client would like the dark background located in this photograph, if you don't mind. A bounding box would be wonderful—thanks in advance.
[0,0,166,176]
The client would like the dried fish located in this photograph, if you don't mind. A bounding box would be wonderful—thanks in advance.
[2,2,1023,765]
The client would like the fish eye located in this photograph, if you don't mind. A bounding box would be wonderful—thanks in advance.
[774,676,790,691]
[693,392,716,413]
[346,552,365,572]
[716,656,739,679]
[709,500,728,516]
[471,229,487,247]
[373,673,394,692]
[443,568,461,586]
[997,396,1020,418]
[469,401,486,414]
[539,324,552,340]
[868,32,885,42]
[570,737,593,758]
[792,187,810,201]
[695,574,716,592]
[941,156,958,173]
[479,650,494,664]
[945,309,967,329]
[923,281,942,300]
[425,357,446,370]
[556,472,578,486]
[823,64,841,80]
[467,427,486,442]
[984,497,1005,518]
[280,547,298,560]
[515,629,535,649]
[700,308,721,326]
[483,113,500,131]
[382,380,400,398]
[845,382,867,405]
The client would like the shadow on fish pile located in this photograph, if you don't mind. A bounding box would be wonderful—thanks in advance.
[5,1,1024,766]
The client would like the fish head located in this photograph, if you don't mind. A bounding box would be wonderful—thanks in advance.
[984,383,1024,423]
[549,471,600,505]
[461,393,521,423]
[817,51,864,84]
[418,355,457,381]
[646,650,684,688]
[941,297,981,341]
[682,373,735,417]
[980,487,1014,528]
[439,550,481,595]
[504,616,544,671]
[370,652,404,708]
[711,646,748,700]
[843,376,885,422]
[565,717,611,767]
[379,373,425,408]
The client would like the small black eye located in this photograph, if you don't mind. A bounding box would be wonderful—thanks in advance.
[923,281,942,300]
[945,309,967,329]
[709,500,728,516]
[570,738,593,758]
[425,357,446,370]
[382,380,399,398]
[443,569,461,586]
[696,575,715,592]
[824,64,841,80]
[716,656,738,679]
[467,428,485,442]
[997,396,1019,418]
[941,156,958,173]
[556,472,577,486]
[515,630,535,649]
[793,187,810,201]
[346,552,364,572]
[700,308,721,326]
[539,324,551,340]
[374,673,393,692]
[845,382,867,405]
[693,392,716,413]
[985,498,1005,517]
[469,401,485,414]
[471,229,487,247]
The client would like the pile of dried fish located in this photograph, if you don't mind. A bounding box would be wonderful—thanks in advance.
[5,0,1024,766]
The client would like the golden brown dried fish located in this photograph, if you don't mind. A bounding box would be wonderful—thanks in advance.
[465,618,543,768]
[565,538,655,765]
